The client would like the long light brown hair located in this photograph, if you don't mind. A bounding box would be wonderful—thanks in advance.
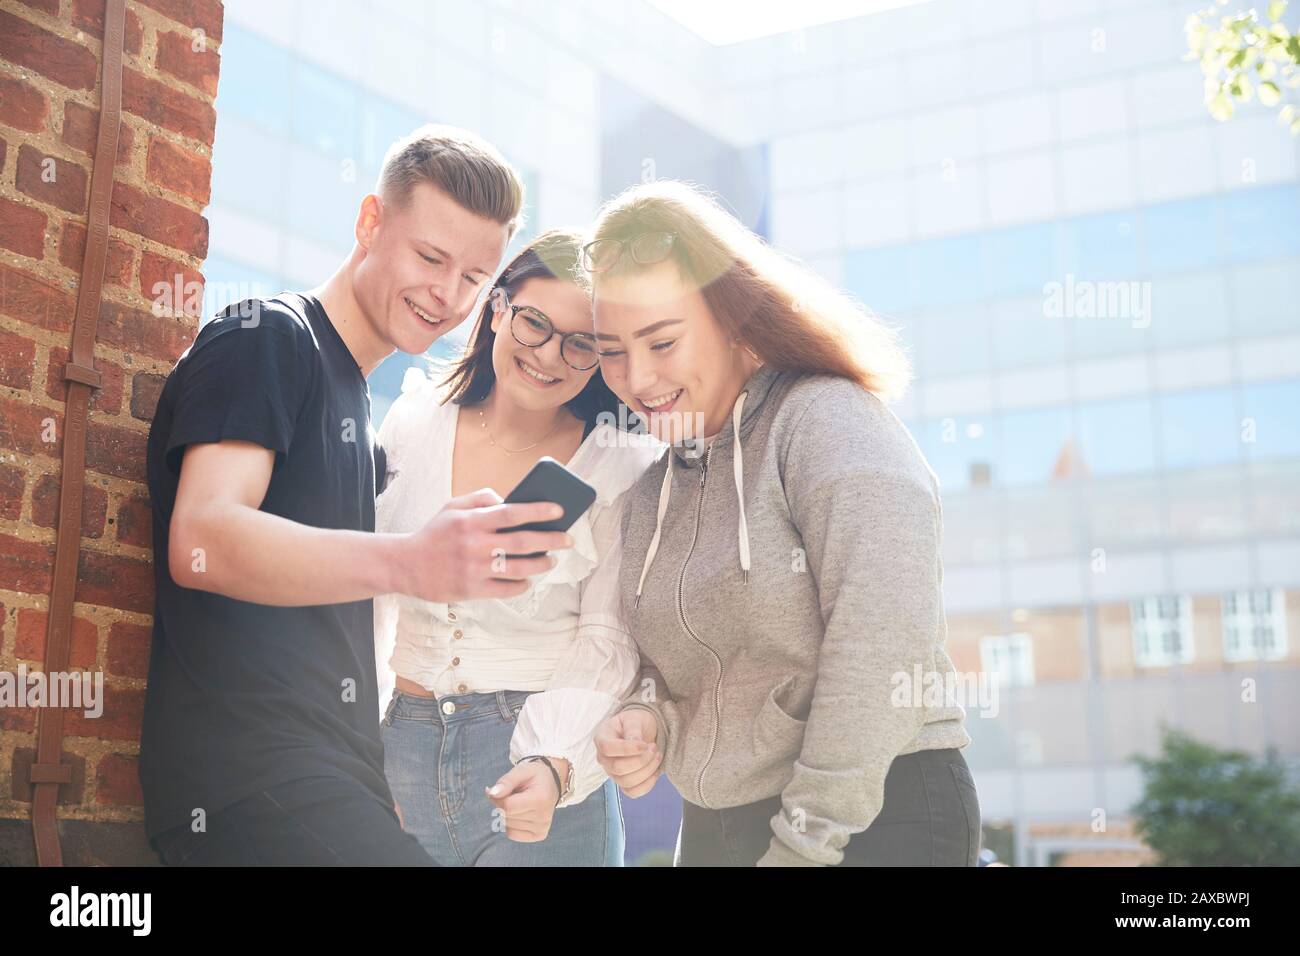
[586,180,911,400]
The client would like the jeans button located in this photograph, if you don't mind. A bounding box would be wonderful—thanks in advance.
[441,700,456,715]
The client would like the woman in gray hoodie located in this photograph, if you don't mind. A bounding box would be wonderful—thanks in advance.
[588,180,980,866]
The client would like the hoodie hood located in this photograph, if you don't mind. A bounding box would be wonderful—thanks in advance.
[634,363,783,606]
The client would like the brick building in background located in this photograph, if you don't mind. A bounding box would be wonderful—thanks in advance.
[0,0,223,865]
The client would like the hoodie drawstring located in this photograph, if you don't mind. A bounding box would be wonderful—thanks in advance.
[732,390,750,584]
[633,450,674,608]
[633,389,750,608]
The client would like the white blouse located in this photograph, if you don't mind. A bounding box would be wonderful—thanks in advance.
[373,371,664,807]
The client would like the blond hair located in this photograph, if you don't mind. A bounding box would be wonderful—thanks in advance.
[587,180,911,400]
[378,124,525,235]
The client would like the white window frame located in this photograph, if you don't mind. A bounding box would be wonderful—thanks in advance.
[1131,595,1195,668]
[1221,588,1289,662]
[980,632,1035,688]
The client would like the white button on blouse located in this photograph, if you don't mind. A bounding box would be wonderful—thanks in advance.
[373,373,664,807]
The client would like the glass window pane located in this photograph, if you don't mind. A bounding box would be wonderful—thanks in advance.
[293,62,358,159]
[992,295,1068,368]
[919,305,993,379]
[912,234,985,309]
[919,415,998,492]
[1224,184,1300,263]
[1149,272,1230,348]
[1157,387,1242,470]
[1064,209,1140,281]
[1143,195,1220,274]
[981,222,1060,299]
[999,406,1073,486]
[1076,397,1157,476]
[844,244,915,315]
[1230,258,1300,338]
[215,25,291,131]
[1241,380,1300,460]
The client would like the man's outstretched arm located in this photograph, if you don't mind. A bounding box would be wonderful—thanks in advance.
[168,439,573,607]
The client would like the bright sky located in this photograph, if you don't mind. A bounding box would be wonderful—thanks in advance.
[647,0,937,45]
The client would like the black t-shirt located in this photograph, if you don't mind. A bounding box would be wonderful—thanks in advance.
[139,293,391,840]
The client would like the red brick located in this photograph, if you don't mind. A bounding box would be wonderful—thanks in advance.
[0,533,55,595]
[77,548,153,614]
[134,0,224,43]
[130,371,166,421]
[45,345,124,415]
[0,263,76,334]
[0,464,23,520]
[0,328,37,389]
[30,472,109,540]
[94,753,144,807]
[70,0,145,57]
[0,196,47,259]
[0,394,62,460]
[113,494,151,549]
[65,686,144,742]
[121,67,216,146]
[0,700,36,733]
[98,299,195,362]
[145,136,211,204]
[15,0,60,15]
[155,30,220,97]
[15,144,88,215]
[1,135,6,173]
[57,220,134,288]
[110,180,208,257]
[15,608,98,668]
[61,101,134,164]
[106,621,151,678]
[140,249,204,317]
[0,10,99,92]
[85,419,147,482]
[0,73,50,134]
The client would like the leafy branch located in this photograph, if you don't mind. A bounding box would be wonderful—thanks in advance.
[1186,0,1300,132]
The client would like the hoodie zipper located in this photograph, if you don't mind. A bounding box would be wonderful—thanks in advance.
[676,441,723,808]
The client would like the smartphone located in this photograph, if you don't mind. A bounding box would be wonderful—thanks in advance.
[498,456,598,559]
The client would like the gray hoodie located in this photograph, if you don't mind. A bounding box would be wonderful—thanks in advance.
[617,363,971,866]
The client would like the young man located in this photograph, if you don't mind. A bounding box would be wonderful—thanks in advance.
[140,126,575,866]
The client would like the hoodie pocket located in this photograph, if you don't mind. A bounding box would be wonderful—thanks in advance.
[752,678,807,754]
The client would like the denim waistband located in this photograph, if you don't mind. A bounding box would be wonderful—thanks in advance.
[387,688,535,724]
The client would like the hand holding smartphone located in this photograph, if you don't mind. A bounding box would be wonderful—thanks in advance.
[498,457,597,559]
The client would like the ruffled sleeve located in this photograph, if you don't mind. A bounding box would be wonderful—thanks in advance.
[508,429,665,806]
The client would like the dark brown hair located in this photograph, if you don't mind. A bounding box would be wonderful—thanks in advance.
[438,229,623,431]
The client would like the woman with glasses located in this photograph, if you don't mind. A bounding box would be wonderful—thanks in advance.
[588,182,981,866]
[373,229,663,865]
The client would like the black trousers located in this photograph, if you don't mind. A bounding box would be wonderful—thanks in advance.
[151,774,437,866]
[679,748,981,866]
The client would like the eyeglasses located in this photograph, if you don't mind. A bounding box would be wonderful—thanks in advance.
[490,287,599,371]
[580,231,676,273]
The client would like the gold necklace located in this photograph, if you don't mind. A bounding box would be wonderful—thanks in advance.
[478,405,563,455]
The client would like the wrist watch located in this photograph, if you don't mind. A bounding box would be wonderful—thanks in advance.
[521,755,574,806]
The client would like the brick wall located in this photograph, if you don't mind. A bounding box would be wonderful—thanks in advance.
[0,0,222,865]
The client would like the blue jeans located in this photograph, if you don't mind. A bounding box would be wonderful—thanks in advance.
[381,688,625,866]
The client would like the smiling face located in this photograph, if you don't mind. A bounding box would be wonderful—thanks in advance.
[593,260,757,443]
[352,182,511,356]
[489,276,599,414]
